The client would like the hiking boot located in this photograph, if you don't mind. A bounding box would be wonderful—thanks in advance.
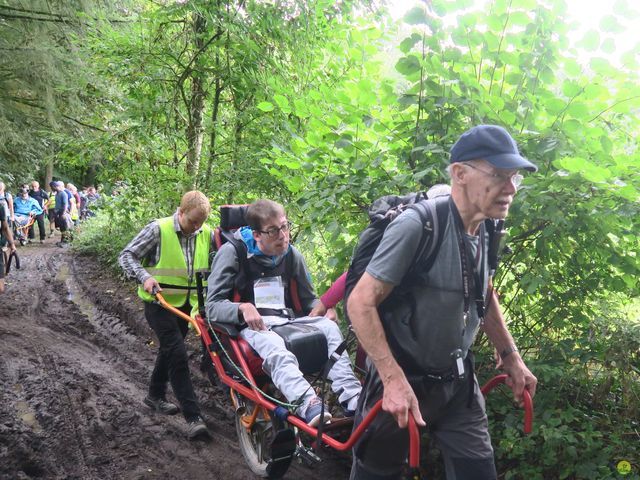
[304,396,332,427]
[187,416,211,439]
[143,395,179,415]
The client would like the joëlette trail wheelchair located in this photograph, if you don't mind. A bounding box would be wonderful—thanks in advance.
[154,204,533,479]
[14,214,36,246]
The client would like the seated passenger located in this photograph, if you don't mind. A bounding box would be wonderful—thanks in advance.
[205,199,361,426]
[14,188,43,227]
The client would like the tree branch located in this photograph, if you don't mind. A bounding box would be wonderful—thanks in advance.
[0,4,130,23]
[0,12,74,23]
[1,94,106,131]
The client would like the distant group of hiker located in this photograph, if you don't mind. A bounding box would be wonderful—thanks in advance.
[0,180,102,247]
[119,125,538,479]
[0,179,102,293]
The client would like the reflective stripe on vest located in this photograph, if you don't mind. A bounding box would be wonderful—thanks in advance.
[138,216,211,308]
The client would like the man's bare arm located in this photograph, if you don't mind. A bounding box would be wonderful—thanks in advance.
[347,272,425,428]
[482,290,537,404]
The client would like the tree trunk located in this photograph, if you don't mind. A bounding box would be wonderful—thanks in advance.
[44,158,53,192]
[204,72,222,191]
[185,12,207,187]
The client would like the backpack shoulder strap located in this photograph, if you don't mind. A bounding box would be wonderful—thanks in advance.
[228,236,248,274]
[409,195,450,275]
[285,248,304,314]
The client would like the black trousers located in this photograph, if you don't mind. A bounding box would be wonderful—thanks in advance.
[144,301,201,421]
[28,213,46,240]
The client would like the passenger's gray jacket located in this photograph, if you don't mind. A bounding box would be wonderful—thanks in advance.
[205,235,320,328]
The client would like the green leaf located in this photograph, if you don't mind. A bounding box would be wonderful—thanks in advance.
[403,6,429,25]
[599,15,622,33]
[395,55,421,75]
[273,94,291,113]
[600,38,616,54]
[509,11,531,26]
[563,58,583,77]
[398,94,418,106]
[566,102,589,118]
[256,101,274,112]
[562,80,582,98]
[399,33,422,54]
[500,109,516,124]
[579,30,600,51]
[553,157,612,183]
[293,98,310,118]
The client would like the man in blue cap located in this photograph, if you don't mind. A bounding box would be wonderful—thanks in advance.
[347,125,538,479]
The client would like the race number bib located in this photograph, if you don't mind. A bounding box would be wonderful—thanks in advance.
[254,276,285,309]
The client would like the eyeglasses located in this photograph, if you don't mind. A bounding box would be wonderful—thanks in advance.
[463,163,524,188]
[258,221,292,238]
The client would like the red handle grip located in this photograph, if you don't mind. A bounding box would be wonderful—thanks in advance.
[481,374,533,434]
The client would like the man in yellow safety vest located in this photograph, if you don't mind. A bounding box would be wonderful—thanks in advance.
[119,190,214,439]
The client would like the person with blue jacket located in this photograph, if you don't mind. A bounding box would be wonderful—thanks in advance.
[13,188,43,244]
[14,189,43,224]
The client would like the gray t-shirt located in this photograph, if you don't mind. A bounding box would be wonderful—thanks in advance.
[367,208,484,289]
[365,206,488,371]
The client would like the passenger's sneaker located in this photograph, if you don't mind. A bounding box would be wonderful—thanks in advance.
[186,416,211,439]
[143,395,179,415]
[304,396,332,427]
[342,407,356,418]
[341,396,359,418]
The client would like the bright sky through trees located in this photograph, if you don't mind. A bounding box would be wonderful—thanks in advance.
[390,0,640,65]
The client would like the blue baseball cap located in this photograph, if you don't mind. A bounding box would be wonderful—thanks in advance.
[450,125,538,172]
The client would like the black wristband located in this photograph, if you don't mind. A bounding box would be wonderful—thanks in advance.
[500,345,519,360]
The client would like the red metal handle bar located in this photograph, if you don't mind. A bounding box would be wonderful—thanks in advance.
[408,414,420,469]
[481,373,533,434]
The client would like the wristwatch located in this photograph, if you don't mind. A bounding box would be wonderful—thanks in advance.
[500,345,519,360]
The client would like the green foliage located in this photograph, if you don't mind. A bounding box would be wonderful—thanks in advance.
[7,0,640,477]
[73,186,169,267]
[0,0,105,184]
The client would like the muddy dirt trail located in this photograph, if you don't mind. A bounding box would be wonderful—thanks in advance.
[0,241,351,480]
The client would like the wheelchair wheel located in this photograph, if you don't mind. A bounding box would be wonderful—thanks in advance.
[235,395,274,477]
[233,393,295,479]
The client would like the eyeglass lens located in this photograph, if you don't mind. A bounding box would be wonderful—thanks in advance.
[264,222,291,237]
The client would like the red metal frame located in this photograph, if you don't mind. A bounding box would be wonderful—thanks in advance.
[155,293,534,475]
[481,373,533,434]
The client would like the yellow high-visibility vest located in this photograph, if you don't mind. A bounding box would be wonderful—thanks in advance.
[137,216,211,311]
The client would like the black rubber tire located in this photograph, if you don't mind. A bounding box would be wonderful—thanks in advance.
[234,396,275,478]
